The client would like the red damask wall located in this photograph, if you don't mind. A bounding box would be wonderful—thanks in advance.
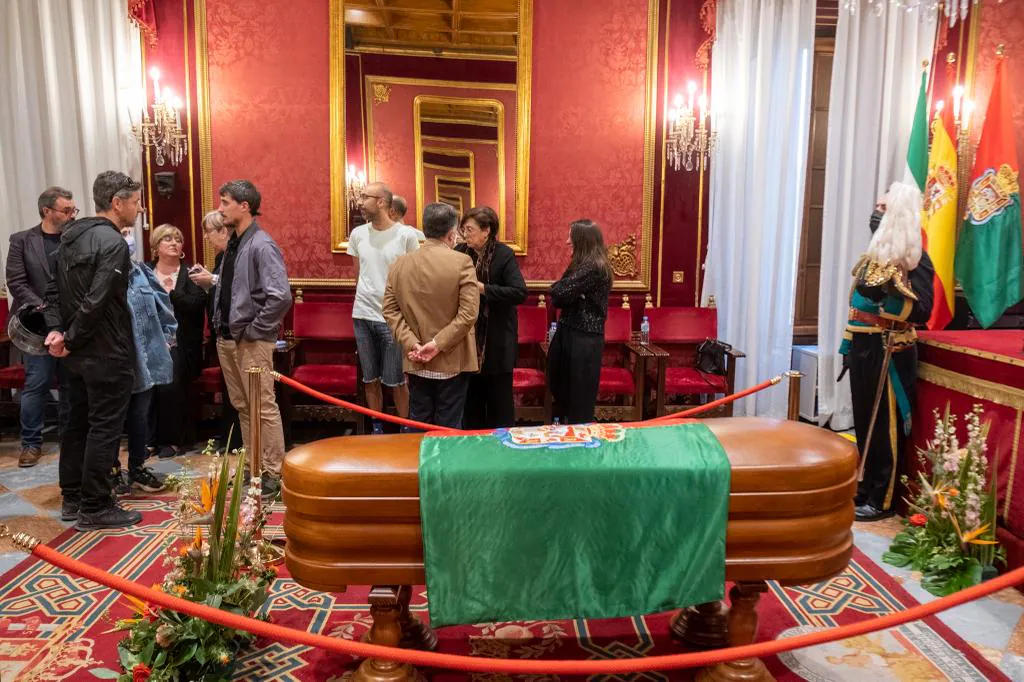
[148,0,713,306]
[973,1,1024,167]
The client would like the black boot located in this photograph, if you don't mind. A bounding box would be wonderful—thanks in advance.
[61,497,80,522]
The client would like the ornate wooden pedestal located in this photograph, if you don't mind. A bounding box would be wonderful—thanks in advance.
[353,586,417,682]
[672,600,729,649]
[695,582,774,682]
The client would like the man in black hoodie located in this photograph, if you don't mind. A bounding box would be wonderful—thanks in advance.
[43,171,141,530]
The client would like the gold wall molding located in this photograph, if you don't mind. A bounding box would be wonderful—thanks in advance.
[920,338,1024,369]
[194,0,215,269]
[182,0,197,264]
[609,234,639,278]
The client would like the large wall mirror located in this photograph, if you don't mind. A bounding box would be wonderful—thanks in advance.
[330,0,532,254]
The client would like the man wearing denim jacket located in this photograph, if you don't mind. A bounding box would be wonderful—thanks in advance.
[210,180,292,500]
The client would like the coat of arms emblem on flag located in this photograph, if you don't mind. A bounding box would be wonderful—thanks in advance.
[966,164,1020,224]
[924,164,956,217]
[495,423,626,449]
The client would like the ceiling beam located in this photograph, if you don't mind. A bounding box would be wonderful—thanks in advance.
[372,0,397,40]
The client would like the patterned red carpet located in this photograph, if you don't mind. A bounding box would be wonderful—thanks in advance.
[0,499,1008,681]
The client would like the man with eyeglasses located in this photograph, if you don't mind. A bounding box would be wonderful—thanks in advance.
[43,171,142,530]
[5,187,77,467]
[348,182,420,433]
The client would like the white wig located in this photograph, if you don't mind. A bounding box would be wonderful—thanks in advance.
[865,181,923,270]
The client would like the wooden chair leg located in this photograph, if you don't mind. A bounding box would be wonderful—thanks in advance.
[656,357,667,417]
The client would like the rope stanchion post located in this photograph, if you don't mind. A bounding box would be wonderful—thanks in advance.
[246,366,284,567]
[785,370,804,422]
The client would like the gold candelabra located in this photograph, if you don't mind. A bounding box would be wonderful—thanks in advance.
[130,67,187,167]
[666,82,716,172]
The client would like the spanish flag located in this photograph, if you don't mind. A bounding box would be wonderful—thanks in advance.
[955,59,1023,328]
[923,107,958,330]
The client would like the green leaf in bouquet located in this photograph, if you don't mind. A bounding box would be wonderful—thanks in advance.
[171,641,199,667]
[117,643,138,671]
[87,668,122,679]
[207,444,233,581]
[882,551,912,567]
[219,445,248,576]
[140,639,155,665]
[153,649,167,668]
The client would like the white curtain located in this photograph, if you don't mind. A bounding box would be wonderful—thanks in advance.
[816,7,937,431]
[701,0,816,418]
[0,0,143,270]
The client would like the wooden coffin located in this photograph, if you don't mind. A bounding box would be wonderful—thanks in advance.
[282,418,857,593]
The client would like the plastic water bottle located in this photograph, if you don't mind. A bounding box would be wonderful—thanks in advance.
[548,322,557,343]
[640,315,650,345]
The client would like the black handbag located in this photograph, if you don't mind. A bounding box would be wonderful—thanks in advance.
[696,338,732,375]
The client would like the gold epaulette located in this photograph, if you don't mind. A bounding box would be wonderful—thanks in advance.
[851,255,917,301]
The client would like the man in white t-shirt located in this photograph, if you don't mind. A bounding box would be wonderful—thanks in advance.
[389,194,426,242]
[348,182,420,433]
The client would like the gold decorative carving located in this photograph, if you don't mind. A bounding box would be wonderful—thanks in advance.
[608,234,639,278]
[372,82,391,105]
[294,288,304,303]
[537,294,545,308]
[645,293,653,309]
[621,294,631,310]
[707,295,717,309]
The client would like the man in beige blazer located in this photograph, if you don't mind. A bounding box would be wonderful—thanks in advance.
[383,202,480,428]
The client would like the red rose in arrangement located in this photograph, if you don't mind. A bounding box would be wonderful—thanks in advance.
[909,513,928,527]
[132,663,152,681]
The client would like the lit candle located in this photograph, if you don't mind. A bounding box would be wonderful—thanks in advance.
[162,87,172,105]
[687,81,697,113]
[963,99,974,133]
[149,66,160,97]
[698,92,708,123]
[952,84,964,120]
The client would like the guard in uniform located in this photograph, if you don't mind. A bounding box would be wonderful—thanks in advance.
[840,181,934,522]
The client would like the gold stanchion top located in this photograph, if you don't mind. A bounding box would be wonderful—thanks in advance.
[245,366,265,374]
[784,370,805,379]
[0,524,40,551]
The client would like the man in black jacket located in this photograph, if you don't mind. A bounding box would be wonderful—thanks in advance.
[43,171,141,530]
[6,187,77,467]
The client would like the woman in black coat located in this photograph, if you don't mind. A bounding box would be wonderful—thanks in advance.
[547,219,613,424]
[150,224,208,456]
[456,206,527,428]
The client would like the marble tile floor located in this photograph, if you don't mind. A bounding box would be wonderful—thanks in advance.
[0,439,1021,680]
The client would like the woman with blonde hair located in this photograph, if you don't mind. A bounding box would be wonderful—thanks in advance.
[149,224,207,457]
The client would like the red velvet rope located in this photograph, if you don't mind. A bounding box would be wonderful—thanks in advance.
[649,378,780,422]
[273,372,779,432]
[29,542,1024,675]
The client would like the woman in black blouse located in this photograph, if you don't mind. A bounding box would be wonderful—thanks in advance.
[547,219,613,424]
[456,206,527,428]
[150,224,208,457]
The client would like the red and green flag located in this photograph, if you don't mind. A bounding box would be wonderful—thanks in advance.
[955,58,1023,328]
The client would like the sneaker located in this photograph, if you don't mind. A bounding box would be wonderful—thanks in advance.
[75,503,142,531]
[129,466,166,493]
[18,447,43,468]
[110,469,131,496]
[261,475,281,503]
[371,421,384,435]
[61,498,80,522]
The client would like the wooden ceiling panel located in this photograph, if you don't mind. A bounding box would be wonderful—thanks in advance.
[345,0,520,58]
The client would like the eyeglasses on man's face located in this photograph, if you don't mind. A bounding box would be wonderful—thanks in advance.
[359,193,384,202]
[53,206,79,217]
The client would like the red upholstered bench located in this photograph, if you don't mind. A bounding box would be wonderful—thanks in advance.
[287,301,364,434]
[512,305,551,424]
[644,306,743,418]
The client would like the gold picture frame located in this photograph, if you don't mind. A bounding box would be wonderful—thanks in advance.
[329,0,533,254]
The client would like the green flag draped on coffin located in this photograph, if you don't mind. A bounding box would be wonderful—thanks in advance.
[418,421,731,627]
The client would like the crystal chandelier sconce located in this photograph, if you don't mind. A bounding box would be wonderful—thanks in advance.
[666,81,716,172]
[347,164,367,215]
[840,0,979,27]
[129,67,187,167]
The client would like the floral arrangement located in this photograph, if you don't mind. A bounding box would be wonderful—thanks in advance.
[883,404,1005,596]
[114,436,276,681]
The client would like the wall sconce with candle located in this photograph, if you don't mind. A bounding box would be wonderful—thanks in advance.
[129,67,187,167]
[665,80,717,172]
[346,164,367,216]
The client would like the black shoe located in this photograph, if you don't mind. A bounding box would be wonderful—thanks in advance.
[156,446,179,459]
[75,503,143,531]
[129,466,166,493]
[61,498,80,522]
[261,475,281,503]
[855,504,894,522]
[110,469,131,496]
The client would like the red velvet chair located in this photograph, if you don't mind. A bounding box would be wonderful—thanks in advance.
[513,305,552,424]
[593,307,648,422]
[286,301,364,434]
[0,297,21,427]
[644,306,743,418]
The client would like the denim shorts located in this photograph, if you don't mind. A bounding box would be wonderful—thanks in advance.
[353,318,405,387]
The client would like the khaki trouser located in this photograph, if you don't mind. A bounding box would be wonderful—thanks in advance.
[216,338,285,476]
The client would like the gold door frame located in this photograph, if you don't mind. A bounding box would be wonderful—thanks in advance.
[434,174,475,207]
[329,0,532,254]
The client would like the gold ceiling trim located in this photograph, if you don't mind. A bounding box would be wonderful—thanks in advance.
[423,134,499,145]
